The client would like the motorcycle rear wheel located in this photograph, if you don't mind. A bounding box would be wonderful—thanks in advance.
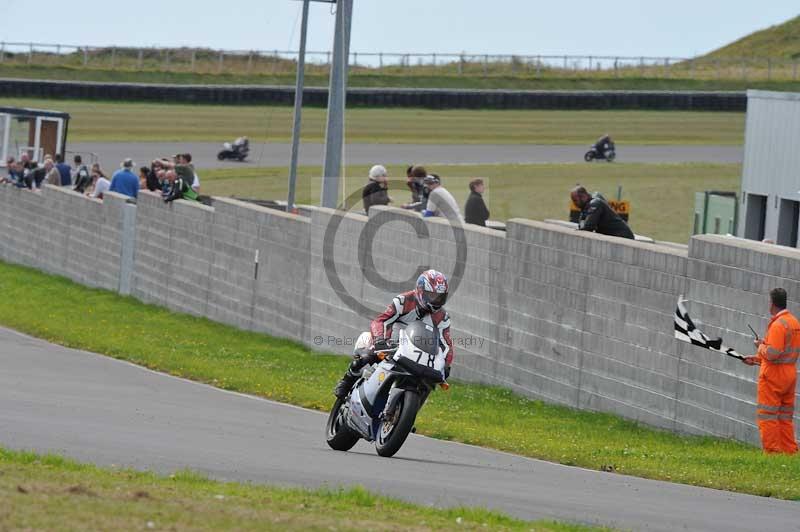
[217,152,226,161]
[375,390,420,457]
[325,397,360,451]
[584,151,595,162]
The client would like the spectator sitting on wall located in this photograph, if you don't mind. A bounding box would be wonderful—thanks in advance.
[110,158,139,199]
[163,169,199,203]
[362,164,391,214]
[88,164,110,199]
[45,158,61,187]
[55,154,71,187]
[1,157,19,186]
[464,178,490,227]
[72,155,90,193]
[29,162,48,189]
[423,174,462,221]
[570,185,634,239]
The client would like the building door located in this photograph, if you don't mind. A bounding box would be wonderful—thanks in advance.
[37,118,62,159]
[744,194,767,241]
[777,199,800,247]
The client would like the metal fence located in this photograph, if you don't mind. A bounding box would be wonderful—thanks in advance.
[2,41,800,81]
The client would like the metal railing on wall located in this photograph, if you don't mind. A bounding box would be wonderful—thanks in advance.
[1,41,799,81]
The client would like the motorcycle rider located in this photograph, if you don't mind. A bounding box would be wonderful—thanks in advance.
[593,133,614,158]
[333,269,455,398]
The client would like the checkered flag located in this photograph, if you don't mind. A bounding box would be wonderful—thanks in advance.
[674,298,745,361]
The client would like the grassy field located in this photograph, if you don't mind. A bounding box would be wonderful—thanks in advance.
[0,97,745,145]
[0,448,592,531]
[202,163,741,244]
[1,260,798,501]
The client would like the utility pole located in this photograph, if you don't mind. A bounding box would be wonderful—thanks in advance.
[320,0,353,209]
[286,0,311,213]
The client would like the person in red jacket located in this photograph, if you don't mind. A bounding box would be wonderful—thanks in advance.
[333,269,454,398]
[743,288,799,454]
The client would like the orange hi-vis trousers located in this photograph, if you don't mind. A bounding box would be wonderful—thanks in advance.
[756,309,800,454]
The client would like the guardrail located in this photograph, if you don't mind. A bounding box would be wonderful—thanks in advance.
[1,41,799,81]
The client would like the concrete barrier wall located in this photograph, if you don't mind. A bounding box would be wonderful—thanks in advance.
[1,186,797,445]
[0,78,746,111]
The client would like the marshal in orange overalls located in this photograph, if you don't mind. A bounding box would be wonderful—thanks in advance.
[755,309,800,454]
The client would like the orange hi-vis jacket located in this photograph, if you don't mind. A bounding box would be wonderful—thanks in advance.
[756,309,800,454]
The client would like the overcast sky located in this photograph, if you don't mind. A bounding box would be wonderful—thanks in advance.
[1,1,797,59]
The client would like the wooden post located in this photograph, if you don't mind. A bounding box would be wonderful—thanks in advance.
[137,49,143,70]
[190,50,196,72]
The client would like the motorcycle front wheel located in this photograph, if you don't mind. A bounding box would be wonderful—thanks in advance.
[325,397,359,451]
[375,390,420,457]
[606,151,616,162]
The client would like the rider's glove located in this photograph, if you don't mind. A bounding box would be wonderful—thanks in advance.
[372,337,390,352]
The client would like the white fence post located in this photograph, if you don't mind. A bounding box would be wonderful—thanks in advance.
[0,42,5,63]
[137,49,143,70]
[83,47,88,66]
[190,50,196,72]
[218,50,224,73]
[27,43,33,64]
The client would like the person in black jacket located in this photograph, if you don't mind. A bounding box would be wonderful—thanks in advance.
[464,178,490,226]
[570,185,634,239]
[362,164,391,214]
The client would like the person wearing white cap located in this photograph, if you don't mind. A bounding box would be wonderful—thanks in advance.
[362,164,391,214]
[109,158,140,199]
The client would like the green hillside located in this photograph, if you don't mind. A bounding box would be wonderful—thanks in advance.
[702,15,800,59]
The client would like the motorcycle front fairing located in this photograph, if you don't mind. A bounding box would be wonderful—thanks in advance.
[347,359,405,440]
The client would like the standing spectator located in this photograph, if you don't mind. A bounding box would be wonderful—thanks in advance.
[404,165,426,205]
[570,185,634,239]
[181,153,201,193]
[743,288,799,454]
[139,166,151,190]
[55,154,72,186]
[362,164,391,214]
[72,155,90,192]
[45,158,61,186]
[88,164,110,199]
[423,175,462,221]
[464,178,490,227]
[109,158,139,199]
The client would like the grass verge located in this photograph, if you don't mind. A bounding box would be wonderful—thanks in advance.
[202,163,742,244]
[0,260,798,500]
[3,64,800,92]
[0,448,592,531]
[0,96,744,145]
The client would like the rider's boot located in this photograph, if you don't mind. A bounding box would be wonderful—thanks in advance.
[334,351,379,399]
[333,356,367,399]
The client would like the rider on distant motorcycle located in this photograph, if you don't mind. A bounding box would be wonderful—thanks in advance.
[593,134,614,157]
[333,269,455,398]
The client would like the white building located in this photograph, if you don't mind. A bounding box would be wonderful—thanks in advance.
[739,90,800,246]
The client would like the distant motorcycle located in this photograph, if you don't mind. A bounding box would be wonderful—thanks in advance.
[217,139,249,162]
[325,321,449,458]
[584,144,616,162]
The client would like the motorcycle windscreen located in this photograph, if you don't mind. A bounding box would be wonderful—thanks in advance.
[394,322,446,375]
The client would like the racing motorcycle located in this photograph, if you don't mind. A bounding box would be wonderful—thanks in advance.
[217,139,249,161]
[584,144,616,162]
[325,320,448,458]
